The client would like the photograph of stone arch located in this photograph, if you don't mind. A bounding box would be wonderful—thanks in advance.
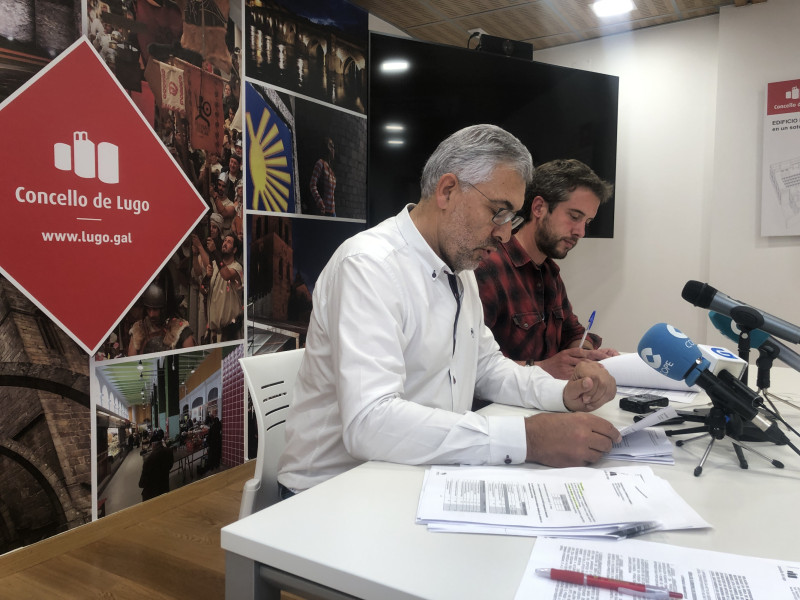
[245,0,368,115]
[0,276,91,555]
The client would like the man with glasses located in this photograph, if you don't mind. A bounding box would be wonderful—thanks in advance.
[476,159,619,383]
[278,126,620,495]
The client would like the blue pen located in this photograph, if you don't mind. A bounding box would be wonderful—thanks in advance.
[579,310,595,349]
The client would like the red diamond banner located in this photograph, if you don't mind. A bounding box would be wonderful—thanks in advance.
[0,38,207,355]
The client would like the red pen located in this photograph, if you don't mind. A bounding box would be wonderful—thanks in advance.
[535,568,683,599]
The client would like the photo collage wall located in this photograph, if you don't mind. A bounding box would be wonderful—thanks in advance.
[0,0,369,552]
[243,0,368,355]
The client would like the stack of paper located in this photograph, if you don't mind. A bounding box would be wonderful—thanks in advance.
[607,429,675,464]
[416,464,709,540]
[607,406,682,464]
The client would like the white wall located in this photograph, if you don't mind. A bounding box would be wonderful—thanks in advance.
[531,17,720,351]
[530,0,800,353]
[708,0,800,347]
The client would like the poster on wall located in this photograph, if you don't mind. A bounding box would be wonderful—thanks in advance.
[244,0,367,115]
[245,81,367,219]
[93,345,241,518]
[0,38,208,355]
[0,0,249,556]
[762,78,800,236]
[245,213,363,355]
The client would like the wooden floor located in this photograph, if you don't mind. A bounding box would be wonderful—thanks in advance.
[0,461,266,599]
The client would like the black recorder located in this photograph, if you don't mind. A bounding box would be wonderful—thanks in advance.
[619,393,669,414]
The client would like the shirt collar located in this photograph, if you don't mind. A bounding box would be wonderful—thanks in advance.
[396,204,455,281]
[503,236,561,275]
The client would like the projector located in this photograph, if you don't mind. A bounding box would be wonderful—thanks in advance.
[476,34,533,61]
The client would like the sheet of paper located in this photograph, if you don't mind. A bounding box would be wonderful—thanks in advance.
[619,406,680,436]
[602,353,700,397]
[515,536,800,600]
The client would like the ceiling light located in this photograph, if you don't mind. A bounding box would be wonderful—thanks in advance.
[385,124,404,131]
[387,139,405,145]
[380,59,409,73]
[591,0,635,17]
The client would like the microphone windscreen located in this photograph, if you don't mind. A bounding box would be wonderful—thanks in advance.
[708,311,770,348]
[681,280,716,308]
[637,323,704,382]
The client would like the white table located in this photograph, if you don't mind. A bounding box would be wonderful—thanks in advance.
[221,368,800,600]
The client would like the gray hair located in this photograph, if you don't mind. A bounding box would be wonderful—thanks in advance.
[419,124,533,199]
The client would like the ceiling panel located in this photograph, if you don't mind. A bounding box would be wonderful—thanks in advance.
[351,0,747,50]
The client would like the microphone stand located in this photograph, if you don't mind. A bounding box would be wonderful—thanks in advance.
[665,405,783,477]
[756,344,778,392]
[664,406,785,476]
[729,305,764,387]
[663,369,787,476]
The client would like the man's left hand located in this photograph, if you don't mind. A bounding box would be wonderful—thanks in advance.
[563,361,616,412]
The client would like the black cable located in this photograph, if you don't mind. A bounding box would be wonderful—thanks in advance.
[759,403,800,440]
[787,439,800,458]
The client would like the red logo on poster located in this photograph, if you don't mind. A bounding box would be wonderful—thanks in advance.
[0,38,207,354]
[767,79,800,115]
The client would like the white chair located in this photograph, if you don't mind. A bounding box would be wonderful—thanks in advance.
[238,348,304,518]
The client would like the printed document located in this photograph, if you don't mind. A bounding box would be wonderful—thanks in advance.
[516,536,800,599]
[416,465,708,538]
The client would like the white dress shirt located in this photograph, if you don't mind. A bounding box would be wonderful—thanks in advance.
[278,205,568,492]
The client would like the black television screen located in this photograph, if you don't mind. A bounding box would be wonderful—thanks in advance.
[368,33,618,238]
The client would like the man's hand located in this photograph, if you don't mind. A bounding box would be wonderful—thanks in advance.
[535,348,587,379]
[563,361,616,412]
[524,412,621,467]
[592,347,620,359]
[535,347,619,379]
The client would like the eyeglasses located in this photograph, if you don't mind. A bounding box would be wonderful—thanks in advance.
[460,180,526,230]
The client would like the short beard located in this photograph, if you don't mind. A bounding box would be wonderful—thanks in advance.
[535,215,571,260]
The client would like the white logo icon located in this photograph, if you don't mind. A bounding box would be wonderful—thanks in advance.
[666,324,687,339]
[710,346,737,359]
[639,347,661,369]
[54,131,119,184]
[786,86,799,100]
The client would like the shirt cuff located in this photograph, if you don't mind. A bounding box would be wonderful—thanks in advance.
[529,367,570,412]
[486,416,527,465]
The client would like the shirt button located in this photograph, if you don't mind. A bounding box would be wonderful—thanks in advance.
[522,323,529,329]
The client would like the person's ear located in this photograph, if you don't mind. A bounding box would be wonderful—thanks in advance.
[530,195,548,219]
[435,173,459,210]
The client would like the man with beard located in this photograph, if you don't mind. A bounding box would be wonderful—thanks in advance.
[277,126,620,496]
[196,232,243,343]
[476,159,618,381]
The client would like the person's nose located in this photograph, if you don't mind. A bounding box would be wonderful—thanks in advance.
[493,220,513,244]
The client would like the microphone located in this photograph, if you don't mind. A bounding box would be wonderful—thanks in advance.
[637,323,789,445]
[682,280,800,344]
[709,312,800,373]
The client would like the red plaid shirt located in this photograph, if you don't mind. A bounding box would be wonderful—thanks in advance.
[475,236,601,363]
